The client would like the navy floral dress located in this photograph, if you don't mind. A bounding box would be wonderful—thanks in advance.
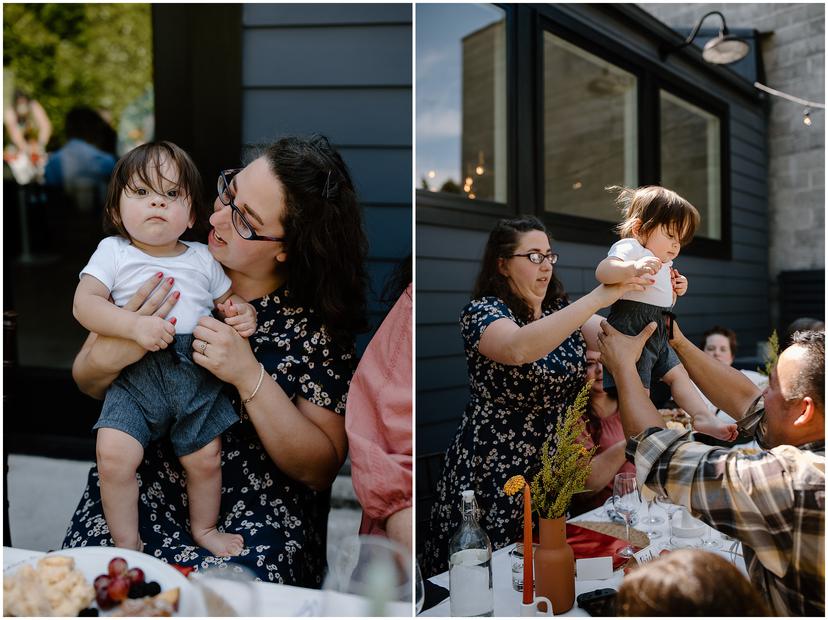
[63,285,355,586]
[423,296,587,576]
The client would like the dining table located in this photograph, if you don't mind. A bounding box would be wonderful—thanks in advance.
[3,546,412,617]
[419,502,746,617]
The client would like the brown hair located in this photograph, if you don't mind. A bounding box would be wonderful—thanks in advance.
[702,325,738,358]
[472,215,566,324]
[609,185,700,246]
[103,141,208,242]
[786,330,825,410]
[617,549,770,616]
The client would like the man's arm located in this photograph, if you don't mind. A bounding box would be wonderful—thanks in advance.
[596,320,665,438]
[669,322,762,419]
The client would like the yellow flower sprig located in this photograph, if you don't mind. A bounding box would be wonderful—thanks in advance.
[530,381,597,520]
[504,475,527,496]
[759,329,780,377]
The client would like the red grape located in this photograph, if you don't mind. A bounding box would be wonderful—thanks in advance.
[93,574,110,592]
[108,557,128,578]
[126,567,145,585]
[95,587,114,610]
[108,575,130,603]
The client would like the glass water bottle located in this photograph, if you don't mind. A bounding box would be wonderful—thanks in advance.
[448,489,494,617]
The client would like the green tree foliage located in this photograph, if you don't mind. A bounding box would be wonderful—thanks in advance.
[4,3,152,145]
[530,382,597,520]
[759,329,780,376]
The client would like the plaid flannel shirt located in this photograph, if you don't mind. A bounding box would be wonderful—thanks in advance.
[627,398,825,616]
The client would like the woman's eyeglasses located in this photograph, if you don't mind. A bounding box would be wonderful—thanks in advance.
[510,252,559,265]
[217,169,284,242]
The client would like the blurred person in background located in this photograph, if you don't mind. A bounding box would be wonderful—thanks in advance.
[44,107,116,215]
[4,88,51,185]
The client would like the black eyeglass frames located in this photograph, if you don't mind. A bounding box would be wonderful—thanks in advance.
[510,252,559,265]
[217,169,284,242]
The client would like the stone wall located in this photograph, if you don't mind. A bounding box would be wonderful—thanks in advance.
[639,3,825,326]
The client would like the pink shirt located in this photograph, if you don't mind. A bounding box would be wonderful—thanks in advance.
[345,284,412,536]
[578,408,636,505]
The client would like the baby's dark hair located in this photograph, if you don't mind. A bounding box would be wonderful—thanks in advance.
[609,185,700,246]
[102,141,208,242]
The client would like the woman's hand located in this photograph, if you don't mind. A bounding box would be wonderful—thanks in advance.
[591,275,654,308]
[192,315,259,387]
[73,273,179,398]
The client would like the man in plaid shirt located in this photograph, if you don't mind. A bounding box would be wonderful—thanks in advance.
[597,322,824,616]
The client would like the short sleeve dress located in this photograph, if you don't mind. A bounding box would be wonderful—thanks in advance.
[422,296,587,577]
[62,285,356,587]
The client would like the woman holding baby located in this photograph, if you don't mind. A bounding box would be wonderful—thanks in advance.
[64,134,368,586]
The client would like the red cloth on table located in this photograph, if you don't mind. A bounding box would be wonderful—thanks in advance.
[566,522,632,570]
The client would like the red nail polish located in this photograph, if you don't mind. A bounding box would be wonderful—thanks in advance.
[156,272,163,278]
[170,317,177,325]
[174,291,180,299]
[168,277,174,284]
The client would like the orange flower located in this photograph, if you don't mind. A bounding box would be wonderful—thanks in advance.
[504,475,527,496]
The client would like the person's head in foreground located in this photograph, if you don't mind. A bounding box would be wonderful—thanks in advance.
[760,330,824,448]
[783,317,825,349]
[474,215,565,322]
[617,549,769,616]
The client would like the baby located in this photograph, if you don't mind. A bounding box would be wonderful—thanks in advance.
[73,141,255,556]
[595,185,737,442]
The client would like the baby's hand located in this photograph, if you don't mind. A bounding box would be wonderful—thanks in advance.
[220,299,258,338]
[134,315,176,351]
[634,256,662,276]
[671,268,688,296]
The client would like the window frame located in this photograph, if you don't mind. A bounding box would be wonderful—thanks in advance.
[416,3,733,259]
[415,3,515,225]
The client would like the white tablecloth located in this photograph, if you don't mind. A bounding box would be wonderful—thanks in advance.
[420,504,746,617]
[3,547,411,616]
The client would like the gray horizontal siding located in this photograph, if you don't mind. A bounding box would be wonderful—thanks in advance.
[243,4,411,26]
[243,25,411,87]
[243,5,411,354]
[416,7,771,456]
[244,89,411,147]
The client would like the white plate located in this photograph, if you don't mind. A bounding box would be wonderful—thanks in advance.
[4,546,198,616]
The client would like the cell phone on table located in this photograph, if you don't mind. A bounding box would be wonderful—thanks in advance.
[576,588,617,616]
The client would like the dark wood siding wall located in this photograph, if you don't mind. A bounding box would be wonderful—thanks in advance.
[416,4,770,456]
[241,4,412,348]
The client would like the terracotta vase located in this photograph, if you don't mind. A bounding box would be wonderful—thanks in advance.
[533,515,575,614]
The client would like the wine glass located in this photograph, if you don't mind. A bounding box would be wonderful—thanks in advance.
[640,489,664,526]
[190,562,259,616]
[695,521,722,549]
[322,535,412,617]
[415,561,425,615]
[655,494,681,549]
[612,472,639,558]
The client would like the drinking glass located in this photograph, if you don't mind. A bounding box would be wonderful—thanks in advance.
[640,495,664,526]
[695,522,722,549]
[612,473,639,558]
[322,535,412,617]
[655,494,681,549]
[415,561,425,615]
[509,543,524,592]
[190,562,259,616]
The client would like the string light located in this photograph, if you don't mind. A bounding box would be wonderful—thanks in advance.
[427,170,436,179]
[754,82,824,128]
[803,108,812,126]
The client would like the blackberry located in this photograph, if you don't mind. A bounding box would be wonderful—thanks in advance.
[144,581,162,597]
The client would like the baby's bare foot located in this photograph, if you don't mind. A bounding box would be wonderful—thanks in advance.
[193,528,245,557]
[693,413,738,442]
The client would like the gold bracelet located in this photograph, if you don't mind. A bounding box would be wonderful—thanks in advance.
[242,363,266,405]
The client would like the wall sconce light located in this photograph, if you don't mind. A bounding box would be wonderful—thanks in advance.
[660,10,749,64]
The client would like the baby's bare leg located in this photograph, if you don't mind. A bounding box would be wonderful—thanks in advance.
[97,428,144,551]
[179,437,244,557]
[662,365,738,441]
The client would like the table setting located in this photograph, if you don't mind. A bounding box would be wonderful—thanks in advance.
[419,490,745,617]
[4,535,414,617]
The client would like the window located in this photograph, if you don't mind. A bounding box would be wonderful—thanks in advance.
[416,3,507,203]
[543,32,637,222]
[660,90,722,240]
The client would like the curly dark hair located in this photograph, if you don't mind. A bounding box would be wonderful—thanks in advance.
[786,330,825,410]
[472,215,566,323]
[259,134,369,345]
[103,141,208,243]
